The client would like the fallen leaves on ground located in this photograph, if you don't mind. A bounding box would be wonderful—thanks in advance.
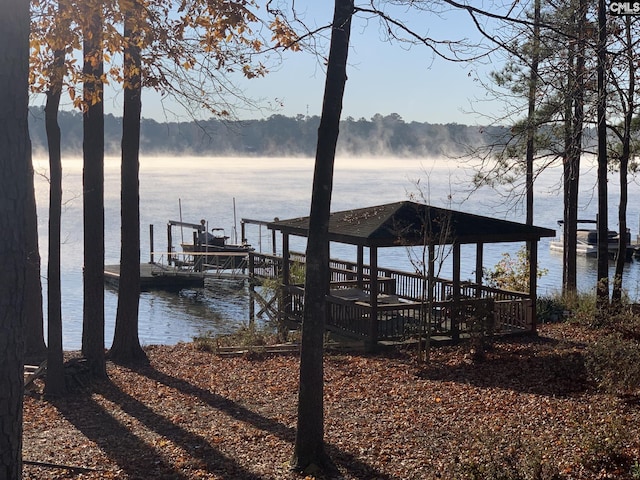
[23,323,640,479]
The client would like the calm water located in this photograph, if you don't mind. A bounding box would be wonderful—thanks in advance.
[32,156,640,350]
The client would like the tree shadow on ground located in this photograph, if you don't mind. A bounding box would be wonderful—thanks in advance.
[52,388,190,479]
[53,378,265,480]
[419,334,589,397]
[130,362,397,480]
[128,361,296,442]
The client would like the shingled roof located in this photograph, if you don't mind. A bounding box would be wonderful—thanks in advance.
[268,201,555,247]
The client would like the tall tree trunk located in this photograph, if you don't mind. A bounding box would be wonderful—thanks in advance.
[525,0,540,229]
[595,0,609,310]
[562,15,575,297]
[24,151,47,362]
[0,0,30,475]
[109,1,147,363]
[612,17,635,307]
[81,1,107,378]
[524,0,540,304]
[44,42,67,396]
[291,0,353,472]
[563,1,585,298]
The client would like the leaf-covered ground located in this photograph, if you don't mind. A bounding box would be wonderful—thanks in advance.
[23,323,640,479]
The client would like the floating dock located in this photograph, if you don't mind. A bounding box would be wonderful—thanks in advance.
[104,263,206,291]
[104,261,250,291]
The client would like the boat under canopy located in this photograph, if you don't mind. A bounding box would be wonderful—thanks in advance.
[168,219,254,270]
[549,219,635,260]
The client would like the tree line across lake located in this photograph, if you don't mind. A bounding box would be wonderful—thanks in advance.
[28,107,508,157]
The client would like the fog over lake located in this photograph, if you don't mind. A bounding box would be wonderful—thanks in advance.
[32,156,640,350]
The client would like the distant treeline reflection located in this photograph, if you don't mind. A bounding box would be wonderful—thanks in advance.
[28,108,507,157]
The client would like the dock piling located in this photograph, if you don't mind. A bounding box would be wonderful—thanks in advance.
[149,224,154,263]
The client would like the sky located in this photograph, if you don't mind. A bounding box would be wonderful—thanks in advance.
[131,1,517,125]
[38,1,518,126]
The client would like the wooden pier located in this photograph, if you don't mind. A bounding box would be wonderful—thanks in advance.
[102,222,254,291]
[104,259,250,291]
[105,263,206,291]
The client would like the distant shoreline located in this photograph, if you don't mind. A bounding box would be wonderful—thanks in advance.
[28,107,506,158]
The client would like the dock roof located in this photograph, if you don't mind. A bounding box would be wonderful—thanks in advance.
[268,201,555,247]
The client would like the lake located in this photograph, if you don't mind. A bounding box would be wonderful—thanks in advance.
[32,155,640,350]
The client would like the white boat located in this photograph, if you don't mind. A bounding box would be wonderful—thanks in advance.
[549,220,633,260]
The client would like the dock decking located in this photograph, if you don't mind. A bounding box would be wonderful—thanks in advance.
[104,263,206,290]
[105,261,250,291]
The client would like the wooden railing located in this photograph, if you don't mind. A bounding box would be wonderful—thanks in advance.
[251,252,534,341]
[495,298,533,331]
[248,252,284,280]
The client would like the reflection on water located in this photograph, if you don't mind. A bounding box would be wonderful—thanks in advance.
[135,279,253,348]
[33,155,640,350]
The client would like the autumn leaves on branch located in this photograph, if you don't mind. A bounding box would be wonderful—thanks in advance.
[30,0,302,118]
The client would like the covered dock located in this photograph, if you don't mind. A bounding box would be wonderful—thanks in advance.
[248,201,555,347]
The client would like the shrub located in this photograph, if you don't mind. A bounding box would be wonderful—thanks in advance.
[456,433,562,480]
[536,294,568,323]
[578,416,633,475]
[585,332,640,395]
[483,247,547,293]
[564,290,600,327]
[611,309,640,342]
[193,322,281,352]
[193,333,218,352]
[568,289,639,330]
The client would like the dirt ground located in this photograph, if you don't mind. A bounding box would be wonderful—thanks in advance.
[22,323,640,479]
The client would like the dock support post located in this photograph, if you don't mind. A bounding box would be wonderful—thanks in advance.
[193,231,203,272]
[528,240,538,333]
[452,243,461,342]
[249,285,256,322]
[149,224,154,263]
[282,234,290,323]
[475,242,483,297]
[167,223,172,265]
[272,229,277,256]
[367,246,379,351]
[248,253,255,321]
[357,245,364,289]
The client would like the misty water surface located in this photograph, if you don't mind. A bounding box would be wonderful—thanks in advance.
[32,156,640,349]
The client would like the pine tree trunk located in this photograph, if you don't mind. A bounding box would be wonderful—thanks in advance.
[524,0,540,229]
[612,18,634,307]
[109,4,147,363]
[81,2,107,377]
[24,156,47,362]
[291,0,353,473]
[595,0,609,310]
[562,3,586,297]
[0,0,30,474]
[44,44,67,396]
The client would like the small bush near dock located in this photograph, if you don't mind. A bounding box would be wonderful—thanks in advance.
[584,309,640,396]
[193,322,285,352]
[535,291,640,398]
[537,294,569,323]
